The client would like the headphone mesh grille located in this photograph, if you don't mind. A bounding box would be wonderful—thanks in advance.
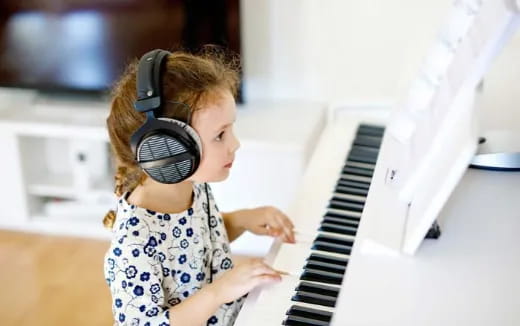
[145,159,193,183]
[138,135,186,161]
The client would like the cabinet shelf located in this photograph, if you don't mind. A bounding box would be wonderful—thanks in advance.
[27,172,114,199]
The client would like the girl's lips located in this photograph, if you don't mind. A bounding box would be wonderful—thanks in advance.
[224,161,233,168]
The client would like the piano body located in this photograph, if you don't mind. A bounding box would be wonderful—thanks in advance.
[235,1,520,325]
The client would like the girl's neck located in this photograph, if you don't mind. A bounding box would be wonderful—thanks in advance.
[127,178,194,214]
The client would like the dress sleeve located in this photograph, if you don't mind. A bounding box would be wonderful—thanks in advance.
[104,231,172,326]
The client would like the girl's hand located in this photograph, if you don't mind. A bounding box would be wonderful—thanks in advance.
[232,206,296,243]
[208,258,283,304]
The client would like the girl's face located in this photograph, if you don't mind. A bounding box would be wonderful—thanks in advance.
[189,89,240,182]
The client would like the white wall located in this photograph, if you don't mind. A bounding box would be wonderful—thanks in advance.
[241,0,520,129]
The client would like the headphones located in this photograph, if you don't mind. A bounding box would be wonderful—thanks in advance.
[130,49,203,184]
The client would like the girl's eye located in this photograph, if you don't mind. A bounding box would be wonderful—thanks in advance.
[215,131,225,141]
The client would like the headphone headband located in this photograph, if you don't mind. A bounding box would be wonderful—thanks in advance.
[134,49,170,113]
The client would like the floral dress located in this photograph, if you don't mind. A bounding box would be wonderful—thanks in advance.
[103,182,245,326]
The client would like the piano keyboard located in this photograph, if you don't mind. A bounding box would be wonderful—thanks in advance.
[280,124,385,326]
[233,119,386,326]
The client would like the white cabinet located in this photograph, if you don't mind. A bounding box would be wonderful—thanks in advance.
[0,89,326,256]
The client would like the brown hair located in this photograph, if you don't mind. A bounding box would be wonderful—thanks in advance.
[103,49,240,229]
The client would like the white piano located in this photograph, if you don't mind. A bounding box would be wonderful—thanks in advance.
[235,1,520,325]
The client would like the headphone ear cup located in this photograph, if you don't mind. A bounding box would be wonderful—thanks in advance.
[157,117,203,157]
[135,118,202,184]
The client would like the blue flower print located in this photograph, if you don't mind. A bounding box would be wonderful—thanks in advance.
[183,291,189,297]
[180,239,189,249]
[139,305,146,312]
[146,209,156,215]
[128,217,139,226]
[152,295,159,303]
[108,271,115,282]
[140,272,150,281]
[196,272,205,281]
[118,237,124,244]
[115,298,122,308]
[160,232,167,240]
[144,244,156,257]
[150,283,161,294]
[180,272,191,283]
[168,298,181,306]
[208,316,218,324]
[172,227,181,238]
[119,313,126,322]
[132,249,140,257]
[147,236,158,247]
[162,267,170,277]
[145,307,159,317]
[107,258,115,269]
[186,228,193,237]
[113,247,122,256]
[157,252,166,263]
[159,323,168,326]
[178,254,187,264]
[125,266,138,279]
[163,213,171,221]
[122,280,127,288]
[220,258,232,270]
[188,207,194,215]
[209,216,217,227]
[133,285,144,296]
[179,217,187,225]
[132,231,139,237]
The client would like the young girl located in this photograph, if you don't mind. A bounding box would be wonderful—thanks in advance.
[102,49,295,326]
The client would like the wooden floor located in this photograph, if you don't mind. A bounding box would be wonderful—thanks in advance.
[0,230,255,326]
[0,230,113,326]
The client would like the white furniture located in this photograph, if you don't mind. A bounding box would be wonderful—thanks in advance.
[0,89,325,256]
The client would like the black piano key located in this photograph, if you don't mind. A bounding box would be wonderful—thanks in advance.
[291,290,337,308]
[344,160,376,170]
[335,185,369,197]
[319,222,358,236]
[347,154,378,165]
[353,135,382,148]
[300,268,344,285]
[336,179,370,190]
[332,193,366,204]
[286,305,333,323]
[307,253,348,267]
[357,125,385,137]
[325,209,361,221]
[283,315,330,326]
[345,160,376,169]
[323,215,359,227]
[315,234,354,246]
[304,260,347,274]
[328,199,364,212]
[339,174,372,184]
[358,123,385,130]
[312,241,351,255]
[350,146,379,157]
[342,166,374,177]
[295,281,340,298]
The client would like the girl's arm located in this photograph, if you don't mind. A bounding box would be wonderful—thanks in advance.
[221,210,246,241]
[222,207,296,243]
[167,284,222,326]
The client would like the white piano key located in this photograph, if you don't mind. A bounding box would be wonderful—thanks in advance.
[340,174,372,183]
[332,192,366,203]
[272,240,352,277]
